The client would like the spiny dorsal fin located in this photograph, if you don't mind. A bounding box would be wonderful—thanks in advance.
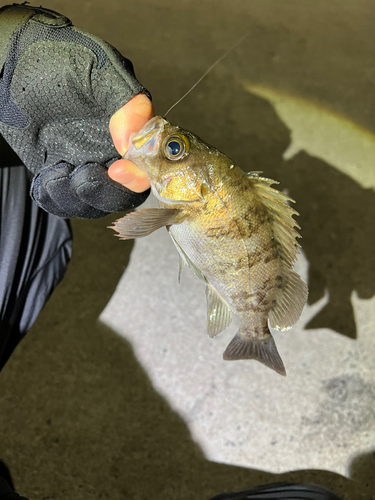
[248,174,301,268]
[248,174,308,329]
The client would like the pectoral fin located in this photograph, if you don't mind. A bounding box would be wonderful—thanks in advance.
[110,208,185,240]
[206,285,232,338]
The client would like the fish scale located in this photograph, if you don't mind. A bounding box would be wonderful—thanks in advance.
[111,116,308,376]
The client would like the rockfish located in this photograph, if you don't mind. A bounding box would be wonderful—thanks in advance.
[112,116,308,376]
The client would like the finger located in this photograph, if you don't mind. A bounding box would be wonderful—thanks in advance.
[108,159,151,193]
[109,93,154,156]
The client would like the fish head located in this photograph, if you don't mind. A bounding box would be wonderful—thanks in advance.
[124,116,222,203]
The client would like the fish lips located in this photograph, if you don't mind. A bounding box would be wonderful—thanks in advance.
[123,116,166,167]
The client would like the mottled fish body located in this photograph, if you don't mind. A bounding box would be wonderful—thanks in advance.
[112,116,308,376]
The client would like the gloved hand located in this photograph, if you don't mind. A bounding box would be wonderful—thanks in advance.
[0,4,153,218]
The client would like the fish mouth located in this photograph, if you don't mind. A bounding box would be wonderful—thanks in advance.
[123,116,166,164]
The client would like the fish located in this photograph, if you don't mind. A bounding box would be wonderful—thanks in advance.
[111,116,308,376]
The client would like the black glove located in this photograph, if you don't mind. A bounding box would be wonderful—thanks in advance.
[0,4,151,218]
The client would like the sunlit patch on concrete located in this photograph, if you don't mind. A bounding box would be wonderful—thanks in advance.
[244,83,375,191]
[100,83,375,478]
[100,195,375,477]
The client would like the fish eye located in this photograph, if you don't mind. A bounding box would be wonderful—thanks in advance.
[163,135,189,160]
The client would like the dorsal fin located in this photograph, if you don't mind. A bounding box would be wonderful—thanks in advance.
[248,174,308,329]
[248,174,301,268]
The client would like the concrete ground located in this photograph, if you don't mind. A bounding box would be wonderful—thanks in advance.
[0,0,374,499]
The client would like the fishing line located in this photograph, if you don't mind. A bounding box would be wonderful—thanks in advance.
[163,30,250,118]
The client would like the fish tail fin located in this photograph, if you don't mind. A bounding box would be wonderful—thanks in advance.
[223,328,286,376]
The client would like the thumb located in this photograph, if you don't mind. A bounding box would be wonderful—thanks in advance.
[109,93,154,156]
[108,93,153,192]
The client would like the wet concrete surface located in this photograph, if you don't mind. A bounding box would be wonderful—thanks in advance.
[0,1,374,499]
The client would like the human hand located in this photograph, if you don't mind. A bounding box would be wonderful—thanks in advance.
[108,93,153,194]
[0,4,153,219]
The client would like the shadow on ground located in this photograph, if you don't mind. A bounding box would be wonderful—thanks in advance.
[0,54,373,500]
[0,202,371,500]
[165,69,375,339]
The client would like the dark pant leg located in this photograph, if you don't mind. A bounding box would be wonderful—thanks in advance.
[0,165,72,371]
[0,477,29,500]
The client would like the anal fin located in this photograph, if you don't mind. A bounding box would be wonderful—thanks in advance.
[223,331,286,376]
[206,285,232,338]
[110,208,185,240]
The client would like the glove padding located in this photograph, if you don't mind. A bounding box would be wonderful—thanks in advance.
[0,4,151,218]
[31,161,150,219]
